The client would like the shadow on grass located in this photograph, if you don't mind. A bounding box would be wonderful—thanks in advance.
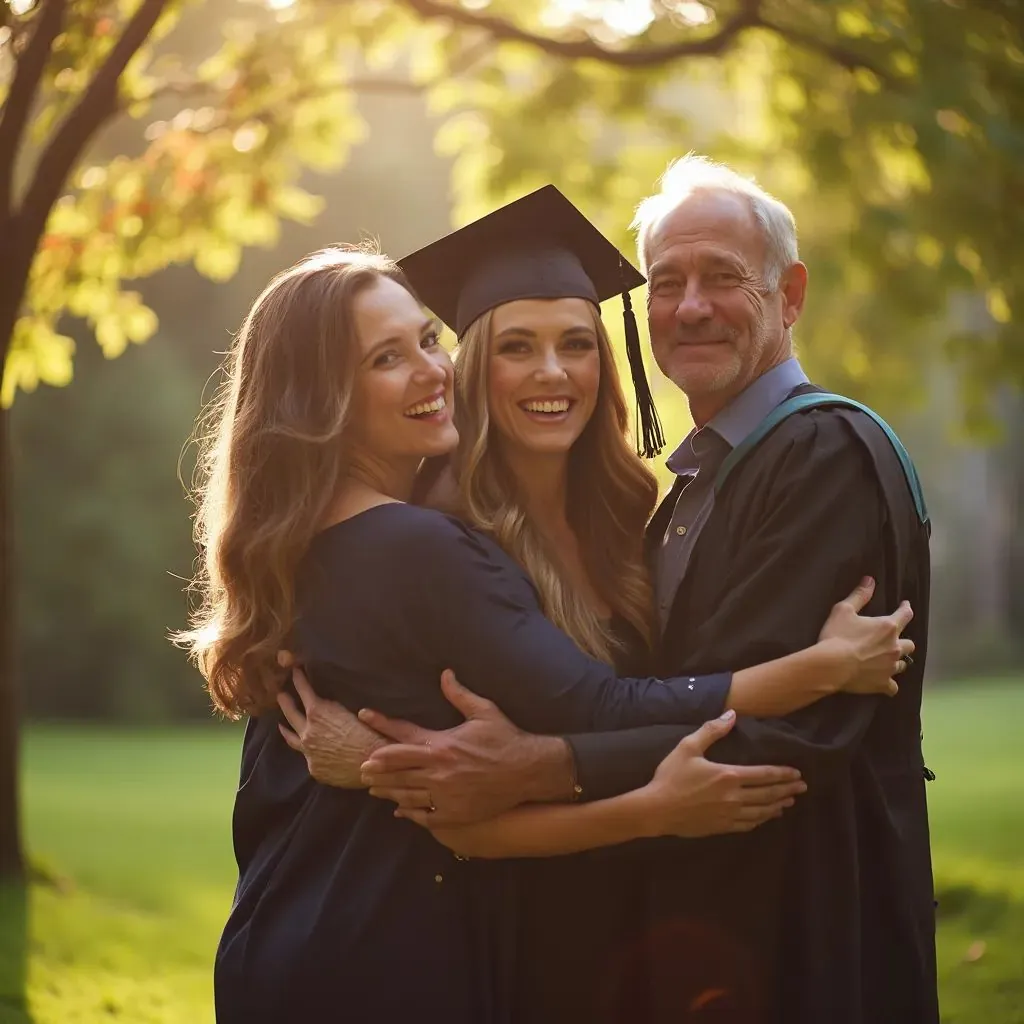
[0,881,32,1024]
[936,883,1014,928]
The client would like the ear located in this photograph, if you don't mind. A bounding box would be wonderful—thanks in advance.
[780,261,808,330]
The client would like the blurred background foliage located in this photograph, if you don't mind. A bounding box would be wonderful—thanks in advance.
[2,0,1023,725]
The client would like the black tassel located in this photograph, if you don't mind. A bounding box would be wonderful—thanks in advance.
[621,287,665,459]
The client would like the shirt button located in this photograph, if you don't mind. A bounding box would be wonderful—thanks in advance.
[676,525,687,536]
[434,874,443,883]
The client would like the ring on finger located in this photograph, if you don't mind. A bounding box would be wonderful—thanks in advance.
[426,791,437,813]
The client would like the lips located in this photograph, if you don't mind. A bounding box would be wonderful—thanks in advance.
[518,397,574,414]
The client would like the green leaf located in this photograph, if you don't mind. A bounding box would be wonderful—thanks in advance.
[272,184,325,225]
[194,238,242,281]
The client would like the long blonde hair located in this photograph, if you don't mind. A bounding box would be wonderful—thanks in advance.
[178,248,412,718]
[453,305,659,663]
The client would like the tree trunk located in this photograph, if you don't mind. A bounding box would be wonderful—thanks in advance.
[0,397,23,882]
[0,243,28,882]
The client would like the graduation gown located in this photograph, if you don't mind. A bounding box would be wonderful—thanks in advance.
[566,393,938,1024]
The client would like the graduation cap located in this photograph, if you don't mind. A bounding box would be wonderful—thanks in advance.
[397,185,665,459]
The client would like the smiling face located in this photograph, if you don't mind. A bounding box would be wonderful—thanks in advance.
[645,189,807,422]
[484,297,601,459]
[346,275,458,469]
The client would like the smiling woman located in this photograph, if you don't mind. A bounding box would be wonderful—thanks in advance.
[400,185,664,665]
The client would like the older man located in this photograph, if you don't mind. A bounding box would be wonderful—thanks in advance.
[584,156,936,1023]
[283,157,937,1023]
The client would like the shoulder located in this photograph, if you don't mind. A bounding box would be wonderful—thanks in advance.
[303,504,534,607]
[723,402,886,508]
[750,400,901,472]
[349,504,531,585]
[314,503,493,563]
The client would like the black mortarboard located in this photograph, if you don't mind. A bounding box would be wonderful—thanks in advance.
[397,185,664,459]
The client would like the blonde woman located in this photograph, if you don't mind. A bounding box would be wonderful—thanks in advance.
[273,190,914,1022]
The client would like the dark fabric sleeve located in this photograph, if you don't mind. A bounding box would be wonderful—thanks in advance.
[570,412,895,800]
[409,513,733,735]
[568,725,690,797]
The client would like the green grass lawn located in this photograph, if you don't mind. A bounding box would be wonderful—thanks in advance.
[4,678,1024,1023]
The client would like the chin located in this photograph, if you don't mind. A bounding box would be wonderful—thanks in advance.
[409,426,460,459]
[669,361,742,400]
[520,432,581,455]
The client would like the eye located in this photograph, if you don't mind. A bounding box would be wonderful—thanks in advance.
[373,350,400,368]
[421,329,440,349]
[709,271,740,285]
[651,278,681,296]
[496,339,532,355]
[564,336,597,351]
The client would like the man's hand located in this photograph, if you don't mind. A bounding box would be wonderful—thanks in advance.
[277,667,388,787]
[359,670,574,827]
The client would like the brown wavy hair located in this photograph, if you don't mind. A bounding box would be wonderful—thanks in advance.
[453,305,660,663]
[177,247,411,718]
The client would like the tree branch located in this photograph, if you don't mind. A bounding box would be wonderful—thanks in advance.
[393,0,762,67]
[760,18,898,85]
[391,0,896,84]
[18,0,169,249]
[0,0,69,219]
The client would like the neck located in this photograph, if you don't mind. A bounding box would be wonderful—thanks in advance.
[502,445,571,534]
[345,453,419,504]
[689,347,792,427]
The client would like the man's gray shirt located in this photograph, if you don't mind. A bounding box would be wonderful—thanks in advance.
[655,357,810,630]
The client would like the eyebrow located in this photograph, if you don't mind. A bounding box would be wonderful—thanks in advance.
[646,260,678,280]
[495,324,596,339]
[361,317,438,363]
[648,253,746,278]
[701,254,745,272]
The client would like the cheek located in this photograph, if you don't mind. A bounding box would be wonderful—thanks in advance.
[576,354,601,407]
[727,288,765,333]
[647,301,676,342]
[352,371,403,439]
[488,360,526,426]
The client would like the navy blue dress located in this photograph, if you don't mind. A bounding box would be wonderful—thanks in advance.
[512,619,657,1024]
[214,504,731,1023]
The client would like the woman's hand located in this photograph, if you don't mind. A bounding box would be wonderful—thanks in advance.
[277,667,388,787]
[642,711,806,838]
[817,577,915,697]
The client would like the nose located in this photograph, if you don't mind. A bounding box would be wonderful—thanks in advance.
[533,348,568,383]
[675,279,714,325]
[412,345,450,386]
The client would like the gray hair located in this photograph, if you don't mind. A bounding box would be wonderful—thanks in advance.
[632,154,799,292]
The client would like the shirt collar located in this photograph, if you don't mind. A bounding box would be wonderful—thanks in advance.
[666,358,809,477]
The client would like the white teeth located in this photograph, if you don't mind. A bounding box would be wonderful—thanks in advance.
[405,396,446,417]
[523,399,571,414]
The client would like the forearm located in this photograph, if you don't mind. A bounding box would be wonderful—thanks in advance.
[564,641,855,803]
[726,638,853,718]
[510,734,578,803]
[430,786,659,858]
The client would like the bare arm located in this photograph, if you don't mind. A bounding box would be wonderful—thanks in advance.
[425,712,805,858]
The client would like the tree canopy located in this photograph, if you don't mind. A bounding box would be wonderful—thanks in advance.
[1,0,1022,424]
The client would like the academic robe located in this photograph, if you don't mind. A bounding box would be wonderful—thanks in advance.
[566,390,938,1024]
